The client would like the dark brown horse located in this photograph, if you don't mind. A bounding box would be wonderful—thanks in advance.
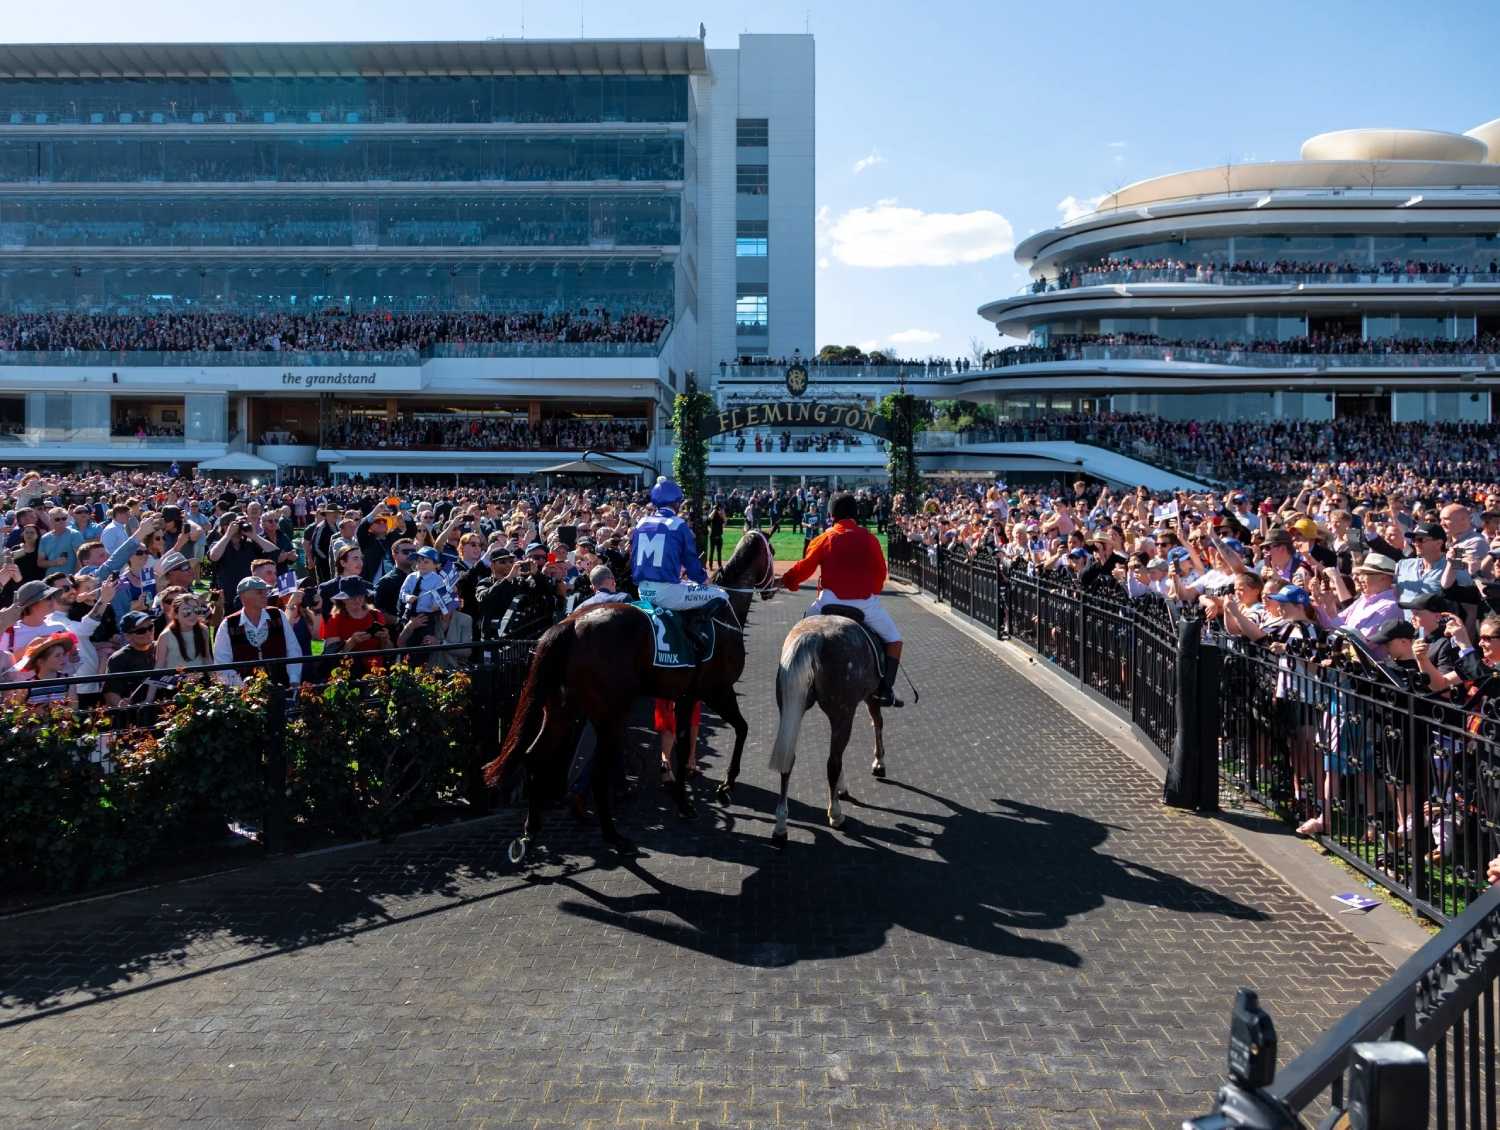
[482,530,776,860]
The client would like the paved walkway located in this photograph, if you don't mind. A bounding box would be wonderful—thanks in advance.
[0,587,1390,1129]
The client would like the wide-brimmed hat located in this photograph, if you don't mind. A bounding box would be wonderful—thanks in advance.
[1354,553,1398,576]
[13,580,58,609]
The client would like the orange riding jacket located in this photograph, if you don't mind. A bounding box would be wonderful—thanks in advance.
[783,519,887,599]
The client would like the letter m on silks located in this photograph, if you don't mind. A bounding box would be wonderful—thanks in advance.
[635,532,666,569]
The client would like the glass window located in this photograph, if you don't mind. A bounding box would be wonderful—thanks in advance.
[736,119,769,147]
[0,133,686,185]
[0,75,689,125]
[736,292,768,327]
[736,237,768,257]
[736,165,769,196]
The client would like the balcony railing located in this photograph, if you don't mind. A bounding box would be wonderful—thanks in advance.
[0,337,666,367]
[720,362,966,382]
[981,343,1500,371]
[1018,268,1500,295]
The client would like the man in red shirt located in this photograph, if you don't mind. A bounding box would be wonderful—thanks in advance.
[781,492,904,706]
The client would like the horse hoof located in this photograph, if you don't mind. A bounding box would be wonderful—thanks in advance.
[837,788,853,801]
[871,763,887,779]
[828,810,845,830]
[771,830,788,850]
[715,780,735,803]
[507,837,529,865]
[676,799,697,821]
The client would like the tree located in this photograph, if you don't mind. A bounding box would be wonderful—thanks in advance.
[878,392,924,510]
[671,387,712,539]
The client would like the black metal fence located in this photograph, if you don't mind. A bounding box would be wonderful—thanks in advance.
[890,543,1182,796]
[1187,882,1500,1129]
[890,540,1495,925]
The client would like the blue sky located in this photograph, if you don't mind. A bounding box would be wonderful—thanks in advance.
[10,0,1499,358]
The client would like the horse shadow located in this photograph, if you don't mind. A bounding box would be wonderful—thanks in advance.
[553,779,1267,969]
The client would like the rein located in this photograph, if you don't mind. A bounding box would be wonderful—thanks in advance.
[715,530,779,599]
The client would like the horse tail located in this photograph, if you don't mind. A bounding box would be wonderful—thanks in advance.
[481,620,574,790]
[769,630,817,774]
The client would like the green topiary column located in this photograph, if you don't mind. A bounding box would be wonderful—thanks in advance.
[672,388,713,541]
[879,391,923,512]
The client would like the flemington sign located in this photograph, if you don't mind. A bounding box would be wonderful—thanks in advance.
[703,400,889,439]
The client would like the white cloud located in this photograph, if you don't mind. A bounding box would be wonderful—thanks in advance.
[888,328,941,345]
[852,147,886,174]
[827,202,1014,268]
[817,256,830,270]
[1056,193,1105,224]
[1107,140,1127,149]
[857,339,882,354]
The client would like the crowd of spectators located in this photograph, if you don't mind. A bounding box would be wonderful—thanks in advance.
[981,331,1500,368]
[892,465,1500,886]
[1034,255,1500,291]
[714,429,874,454]
[0,306,671,354]
[31,154,685,186]
[0,214,680,250]
[0,467,678,713]
[942,413,1500,499]
[721,351,975,374]
[325,414,650,452]
[110,415,184,439]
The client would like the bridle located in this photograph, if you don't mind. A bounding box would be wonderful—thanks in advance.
[715,529,779,599]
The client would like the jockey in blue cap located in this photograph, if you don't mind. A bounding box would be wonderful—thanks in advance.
[631,477,729,652]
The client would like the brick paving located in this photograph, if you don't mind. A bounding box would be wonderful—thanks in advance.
[0,586,1389,1129]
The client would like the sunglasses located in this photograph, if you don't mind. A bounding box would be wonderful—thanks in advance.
[128,626,153,636]
[178,607,205,616]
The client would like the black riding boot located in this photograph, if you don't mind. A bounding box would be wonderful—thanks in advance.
[688,608,716,661]
[875,654,904,708]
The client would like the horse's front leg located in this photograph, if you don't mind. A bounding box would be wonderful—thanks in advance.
[710,689,750,803]
[868,700,887,779]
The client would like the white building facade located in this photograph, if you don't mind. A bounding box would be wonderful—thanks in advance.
[961,123,1500,426]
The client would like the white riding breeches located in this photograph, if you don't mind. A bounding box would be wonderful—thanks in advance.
[637,580,729,611]
[807,590,902,644]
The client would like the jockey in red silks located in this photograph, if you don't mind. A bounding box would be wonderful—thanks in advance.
[781,491,904,707]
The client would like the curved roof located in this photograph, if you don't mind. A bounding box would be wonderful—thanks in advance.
[1468,118,1500,164]
[1300,128,1487,163]
[0,40,710,78]
[1093,158,1500,213]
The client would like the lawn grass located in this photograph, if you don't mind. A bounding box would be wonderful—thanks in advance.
[719,518,888,566]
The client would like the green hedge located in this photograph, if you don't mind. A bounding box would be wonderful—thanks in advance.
[0,662,475,895]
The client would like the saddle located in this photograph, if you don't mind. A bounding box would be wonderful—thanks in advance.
[819,603,886,678]
[631,598,727,667]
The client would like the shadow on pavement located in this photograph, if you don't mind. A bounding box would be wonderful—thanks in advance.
[553,778,1267,969]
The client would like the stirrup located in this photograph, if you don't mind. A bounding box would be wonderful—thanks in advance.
[873,687,903,708]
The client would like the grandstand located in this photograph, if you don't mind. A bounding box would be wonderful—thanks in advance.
[0,36,816,479]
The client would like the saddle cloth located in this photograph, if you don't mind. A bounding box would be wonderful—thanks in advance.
[630,600,715,668]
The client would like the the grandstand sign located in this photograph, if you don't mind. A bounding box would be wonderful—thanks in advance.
[197,367,423,391]
[705,401,889,439]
